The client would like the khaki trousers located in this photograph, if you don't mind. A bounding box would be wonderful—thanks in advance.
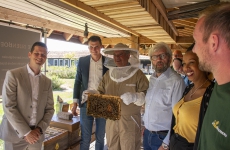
[106,114,141,150]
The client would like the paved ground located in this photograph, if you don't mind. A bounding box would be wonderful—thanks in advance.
[89,136,144,150]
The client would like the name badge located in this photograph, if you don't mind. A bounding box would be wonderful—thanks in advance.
[126,84,136,86]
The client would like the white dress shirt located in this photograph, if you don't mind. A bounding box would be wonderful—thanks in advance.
[143,67,185,145]
[73,56,103,103]
[88,56,103,90]
[27,64,42,126]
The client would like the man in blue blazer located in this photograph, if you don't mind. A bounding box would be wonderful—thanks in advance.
[71,36,108,150]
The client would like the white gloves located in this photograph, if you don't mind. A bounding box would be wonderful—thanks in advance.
[120,92,145,106]
[81,90,99,104]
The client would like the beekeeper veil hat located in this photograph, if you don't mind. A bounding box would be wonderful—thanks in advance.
[103,43,140,82]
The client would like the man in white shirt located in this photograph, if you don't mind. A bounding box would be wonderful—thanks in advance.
[0,42,54,150]
[143,42,185,150]
[71,36,108,150]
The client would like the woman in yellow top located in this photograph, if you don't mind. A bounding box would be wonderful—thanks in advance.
[169,46,214,150]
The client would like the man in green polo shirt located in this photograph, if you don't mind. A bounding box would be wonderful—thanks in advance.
[192,2,230,150]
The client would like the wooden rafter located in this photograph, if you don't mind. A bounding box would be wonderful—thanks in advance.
[47,29,53,37]
[63,33,73,41]
[168,9,202,20]
[61,0,140,36]
[151,0,178,36]
[0,7,84,35]
[176,36,194,44]
[167,0,220,20]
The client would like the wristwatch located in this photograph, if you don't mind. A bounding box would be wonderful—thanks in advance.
[36,126,43,134]
[162,142,169,149]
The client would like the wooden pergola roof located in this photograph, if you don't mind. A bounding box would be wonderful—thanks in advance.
[0,0,226,53]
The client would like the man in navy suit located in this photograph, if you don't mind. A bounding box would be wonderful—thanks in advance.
[71,36,108,150]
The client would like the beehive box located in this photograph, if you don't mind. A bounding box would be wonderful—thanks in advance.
[68,119,96,146]
[42,127,68,150]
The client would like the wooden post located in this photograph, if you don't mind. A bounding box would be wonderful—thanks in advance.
[130,35,139,50]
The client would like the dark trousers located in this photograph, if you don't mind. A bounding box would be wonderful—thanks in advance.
[143,129,167,150]
[170,133,194,150]
[80,107,106,150]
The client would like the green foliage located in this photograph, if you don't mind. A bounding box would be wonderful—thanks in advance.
[49,75,64,90]
[0,100,3,123]
[64,52,76,60]
[53,91,73,103]
[0,140,3,150]
[47,66,76,79]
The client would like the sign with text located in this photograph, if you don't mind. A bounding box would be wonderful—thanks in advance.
[0,23,41,95]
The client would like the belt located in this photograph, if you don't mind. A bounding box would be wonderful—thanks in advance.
[150,130,169,135]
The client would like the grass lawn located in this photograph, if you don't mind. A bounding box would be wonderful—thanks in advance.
[53,91,73,103]
[61,79,75,89]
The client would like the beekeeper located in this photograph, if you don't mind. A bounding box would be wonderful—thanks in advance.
[97,43,149,150]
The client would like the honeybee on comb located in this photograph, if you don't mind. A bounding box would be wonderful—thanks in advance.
[87,94,121,120]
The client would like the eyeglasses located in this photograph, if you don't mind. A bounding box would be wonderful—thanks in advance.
[151,53,168,61]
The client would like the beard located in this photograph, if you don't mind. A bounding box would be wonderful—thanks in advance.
[199,61,211,72]
[153,61,169,73]
[198,47,212,72]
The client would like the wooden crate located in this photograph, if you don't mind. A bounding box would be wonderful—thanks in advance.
[50,115,80,132]
[42,127,68,150]
[50,115,96,148]
[68,120,96,146]
[68,128,81,146]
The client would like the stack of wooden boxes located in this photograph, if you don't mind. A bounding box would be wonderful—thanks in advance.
[47,115,96,149]
[42,127,68,150]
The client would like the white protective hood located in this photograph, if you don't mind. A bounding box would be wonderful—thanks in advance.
[103,43,140,83]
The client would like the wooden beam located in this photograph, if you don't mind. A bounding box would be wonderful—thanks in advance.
[176,36,194,44]
[173,20,196,28]
[100,7,145,16]
[0,7,84,36]
[78,36,84,44]
[43,0,131,37]
[102,37,132,45]
[130,35,139,49]
[63,33,73,41]
[104,44,110,49]
[102,36,155,45]
[61,0,140,36]
[47,29,53,37]
[136,0,176,42]
[151,0,178,36]
[168,9,203,20]
[95,2,140,11]
[139,36,156,44]
[168,0,220,16]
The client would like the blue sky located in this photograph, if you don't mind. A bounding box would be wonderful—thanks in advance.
[46,38,88,51]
